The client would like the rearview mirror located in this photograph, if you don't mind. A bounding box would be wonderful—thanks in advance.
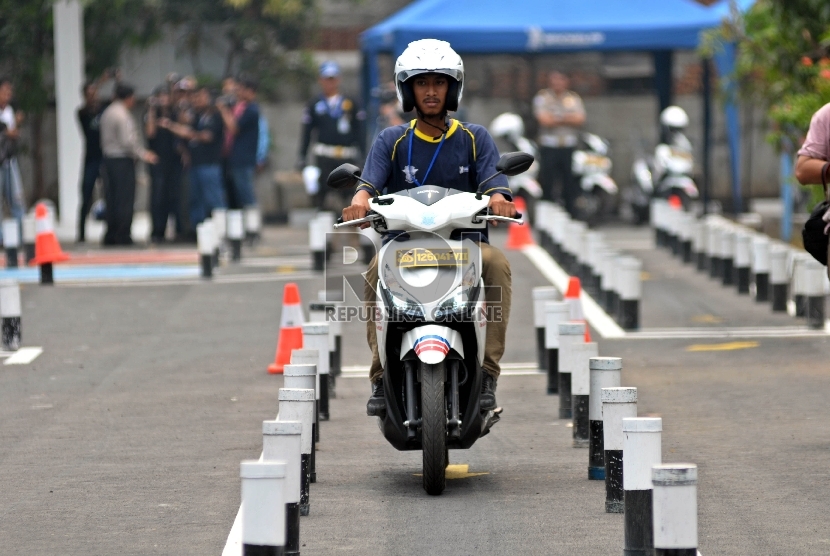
[496,152,534,177]
[327,163,361,190]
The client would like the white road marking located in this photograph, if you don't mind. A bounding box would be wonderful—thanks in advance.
[522,245,626,339]
[620,326,829,340]
[2,347,43,365]
[58,272,318,288]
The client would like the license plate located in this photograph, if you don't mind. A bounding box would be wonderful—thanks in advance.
[396,248,469,268]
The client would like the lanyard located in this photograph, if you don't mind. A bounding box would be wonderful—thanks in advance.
[407,126,446,187]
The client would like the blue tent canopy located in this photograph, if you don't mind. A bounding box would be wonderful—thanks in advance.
[360,0,754,211]
[362,0,750,55]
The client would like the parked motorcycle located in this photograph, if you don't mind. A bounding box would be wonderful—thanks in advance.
[571,132,618,225]
[627,106,700,224]
[489,113,542,223]
[327,152,532,495]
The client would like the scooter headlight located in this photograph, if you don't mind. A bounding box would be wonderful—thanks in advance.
[433,264,480,320]
[381,263,424,319]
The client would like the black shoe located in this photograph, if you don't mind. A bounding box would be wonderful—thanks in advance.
[366,379,386,416]
[480,374,497,411]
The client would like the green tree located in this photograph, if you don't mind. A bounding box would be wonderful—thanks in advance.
[704,0,830,149]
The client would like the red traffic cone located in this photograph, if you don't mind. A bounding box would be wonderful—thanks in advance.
[268,283,305,374]
[30,204,69,266]
[505,196,534,250]
[564,276,591,342]
[29,203,69,284]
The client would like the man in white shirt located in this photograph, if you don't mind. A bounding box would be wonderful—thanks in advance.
[100,83,158,245]
[0,78,27,243]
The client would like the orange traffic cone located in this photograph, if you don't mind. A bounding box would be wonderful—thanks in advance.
[268,283,305,374]
[29,203,69,284]
[564,276,591,342]
[505,197,534,250]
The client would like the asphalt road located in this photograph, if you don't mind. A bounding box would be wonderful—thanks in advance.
[0,225,828,554]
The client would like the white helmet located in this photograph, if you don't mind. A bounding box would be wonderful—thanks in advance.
[489,113,525,142]
[660,105,689,129]
[394,39,464,113]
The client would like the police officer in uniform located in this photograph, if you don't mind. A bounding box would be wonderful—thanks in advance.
[298,61,366,209]
[533,70,585,216]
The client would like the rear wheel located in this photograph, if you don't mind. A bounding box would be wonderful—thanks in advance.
[420,361,447,495]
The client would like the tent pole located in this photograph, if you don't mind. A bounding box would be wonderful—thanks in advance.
[653,50,674,119]
[702,57,712,216]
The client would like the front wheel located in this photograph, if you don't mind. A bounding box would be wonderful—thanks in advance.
[420,361,447,495]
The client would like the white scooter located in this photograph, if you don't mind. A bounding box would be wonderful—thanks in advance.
[571,132,618,225]
[327,152,532,496]
[490,113,543,224]
[627,106,700,224]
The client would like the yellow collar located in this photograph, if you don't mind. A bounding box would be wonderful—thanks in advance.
[411,118,459,142]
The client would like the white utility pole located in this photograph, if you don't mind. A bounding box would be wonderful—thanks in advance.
[52,0,84,240]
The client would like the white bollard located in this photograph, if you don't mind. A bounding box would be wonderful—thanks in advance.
[583,231,604,295]
[0,280,22,350]
[244,206,262,244]
[290,350,320,482]
[692,218,707,272]
[532,287,562,372]
[752,235,770,302]
[617,257,642,330]
[309,216,327,272]
[678,212,694,263]
[720,227,735,286]
[803,258,826,329]
[544,301,571,395]
[734,231,752,294]
[226,209,244,262]
[277,388,315,516]
[790,253,806,318]
[623,417,663,556]
[310,299,341,391]
[551,209,569,260]
[570,340,597,448]
[2,219,19,268]
[557,322,583,420]
[262,420,302,555]
[22,214,36,264]
[211,208,227,266]
[601,387,638,513]
[652,464,698,556]
[196,222,214,279]
[302,323,330,420]
[588,357,622,480]
[706,224,722,279]
[599,249,618,314]
[770,245,789,312]
[240,460,287,553]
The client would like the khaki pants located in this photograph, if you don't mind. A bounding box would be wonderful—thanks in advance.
[365,242,512,383]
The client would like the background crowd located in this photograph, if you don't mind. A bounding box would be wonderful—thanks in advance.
[77,72,267,246]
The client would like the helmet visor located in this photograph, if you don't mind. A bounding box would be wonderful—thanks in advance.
[398,68,462,83]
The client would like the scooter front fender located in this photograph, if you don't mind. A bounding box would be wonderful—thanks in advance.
[401,325,464,365]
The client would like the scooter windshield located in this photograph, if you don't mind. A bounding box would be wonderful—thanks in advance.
[398,186,467,207]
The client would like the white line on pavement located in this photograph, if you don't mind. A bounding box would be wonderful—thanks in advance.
[521,244,626,339]
[619,326,829,340]
[2,347,43,365]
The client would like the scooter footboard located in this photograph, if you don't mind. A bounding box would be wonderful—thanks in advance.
[401,325,464,364]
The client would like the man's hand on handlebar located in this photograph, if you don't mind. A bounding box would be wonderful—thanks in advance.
[342,190,372,229]
[487,193,517,227]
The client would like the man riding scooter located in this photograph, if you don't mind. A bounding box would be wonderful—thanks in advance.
[340,39,517,416]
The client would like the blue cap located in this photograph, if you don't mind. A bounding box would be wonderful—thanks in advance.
[319,61,340,78]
